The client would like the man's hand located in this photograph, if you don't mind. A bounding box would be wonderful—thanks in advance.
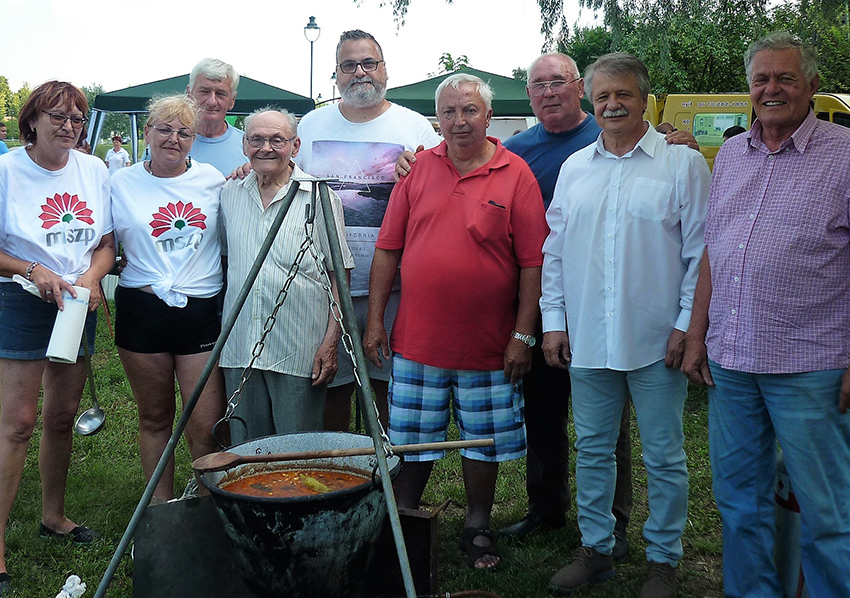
[664,329,686,369]
[311,338,339,386]
[229,163,253,180]
[363,322,390,369]
[542,331,571,369]
[394,145,424,181]
[503,338,532,384]
[665,130,700,151]
[681,334,714,386]
[839,365,850,414]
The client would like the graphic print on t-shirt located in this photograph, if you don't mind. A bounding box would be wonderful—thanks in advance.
[39,192,97,247]
[311,140,403,294]
[149,201,207,254]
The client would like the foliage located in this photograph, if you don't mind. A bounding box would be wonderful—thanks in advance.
[513,67,528,81]
[81,83,133,142]
[430,52,471,76]
[771,0,850,91]
[559,25,615,72]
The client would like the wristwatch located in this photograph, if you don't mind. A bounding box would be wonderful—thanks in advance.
[511,330,536,347]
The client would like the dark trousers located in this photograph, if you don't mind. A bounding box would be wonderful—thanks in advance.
[523,331,633,530]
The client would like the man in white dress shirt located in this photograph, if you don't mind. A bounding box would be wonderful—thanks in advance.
[541,53,710,598]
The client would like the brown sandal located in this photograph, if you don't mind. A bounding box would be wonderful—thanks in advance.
[458,527,500,569]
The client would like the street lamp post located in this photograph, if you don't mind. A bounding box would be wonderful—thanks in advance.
[304,16,321,101]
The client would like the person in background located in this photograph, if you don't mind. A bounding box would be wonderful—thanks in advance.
[297,29,441,432]
[104,135,130,174]
[722,125,746,142]
[219,108,353,443]
[0,124,8,156]
[186,58,248,176]
[0,81,115,596]
[111,95,225,502]
[682,31,850,598]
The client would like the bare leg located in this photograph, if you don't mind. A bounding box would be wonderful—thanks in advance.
[325,379,390,432]
[118,349,178,501]
[462,457,500,568]
[393,461,434,510]
[39,359,87,532]
[0,359,45,573]
[175,353,225,496]
[324,383,354,431]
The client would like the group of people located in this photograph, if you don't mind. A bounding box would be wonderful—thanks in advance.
[0,26,847,598]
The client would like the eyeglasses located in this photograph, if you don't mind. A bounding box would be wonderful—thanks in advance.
[149,124,194,140]
[246,135,296,150]
[337,59,384,74]
[42,111,87,127]
[527,78,582,96]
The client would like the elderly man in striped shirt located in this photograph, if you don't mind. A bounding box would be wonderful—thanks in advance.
[218,108,354,444]
[682,31,850,598]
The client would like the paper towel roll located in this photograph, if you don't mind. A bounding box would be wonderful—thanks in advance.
[46,286,91,364]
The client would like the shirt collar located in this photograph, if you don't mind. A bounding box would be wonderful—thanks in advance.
[589,121,658,161]
[239,161,309,196]
[434,136,510,174]
[746,110,817,155]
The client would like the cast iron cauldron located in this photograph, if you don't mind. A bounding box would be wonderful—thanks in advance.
[200,432,401,598]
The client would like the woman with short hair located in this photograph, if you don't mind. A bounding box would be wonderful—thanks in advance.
[0,81,115,595]
[111,95,225,502]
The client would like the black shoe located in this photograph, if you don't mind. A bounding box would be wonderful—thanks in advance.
[0,572,10,597]
[39,523,101,545]
[612,528,630,562]
[499,512,565,538]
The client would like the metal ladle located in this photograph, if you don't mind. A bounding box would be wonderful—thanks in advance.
[74,328,105,436]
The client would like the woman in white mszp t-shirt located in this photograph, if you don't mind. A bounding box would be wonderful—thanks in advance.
[111,95,225,502]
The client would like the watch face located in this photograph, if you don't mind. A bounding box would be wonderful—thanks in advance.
[527,335,537,347]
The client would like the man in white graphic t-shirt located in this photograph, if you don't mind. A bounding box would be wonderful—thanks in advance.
[296,29,441,431]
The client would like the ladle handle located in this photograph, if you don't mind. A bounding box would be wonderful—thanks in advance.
[81,328,100,410]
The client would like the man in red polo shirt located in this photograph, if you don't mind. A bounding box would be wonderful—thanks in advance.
[364,73,548,570]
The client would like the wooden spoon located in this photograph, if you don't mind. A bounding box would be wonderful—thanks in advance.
[193,438,494,473]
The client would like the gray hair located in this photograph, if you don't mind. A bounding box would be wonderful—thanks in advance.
[527,53,579,81]
[336,30,384,62]
[189,58,240,94]
[435,73,493,112]
[243,107,298,137]
[744,31,818,84]
[584,52,650,103]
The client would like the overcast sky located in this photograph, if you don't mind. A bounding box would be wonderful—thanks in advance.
[2,0,597,100]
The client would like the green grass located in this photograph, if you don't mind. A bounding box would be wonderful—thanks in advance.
[2,312,723,596]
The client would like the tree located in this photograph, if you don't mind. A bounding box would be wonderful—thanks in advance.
[81,83,132,142]
[430,52,471,76]
[9,83,31,118]
[512,67,528,80]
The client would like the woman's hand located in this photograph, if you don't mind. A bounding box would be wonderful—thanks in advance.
[30,264,76,310]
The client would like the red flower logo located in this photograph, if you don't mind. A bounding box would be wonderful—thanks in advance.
[149,201,207,238]
[39,193,95,229]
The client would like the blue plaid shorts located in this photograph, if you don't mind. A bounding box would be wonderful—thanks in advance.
[388,355,526,463]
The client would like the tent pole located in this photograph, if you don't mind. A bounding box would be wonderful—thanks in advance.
[130,113,139,163]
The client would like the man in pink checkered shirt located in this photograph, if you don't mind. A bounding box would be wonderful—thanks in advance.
[682,31,850,598]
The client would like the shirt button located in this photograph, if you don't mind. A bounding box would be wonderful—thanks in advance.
[749,214,755,219]
[607,260,612,264]
[733,276,739,282]
[731,309,737,315]
[607,234,613,238]
[607,313,613,318]
[739,243,745,249]
[607,286,612,290]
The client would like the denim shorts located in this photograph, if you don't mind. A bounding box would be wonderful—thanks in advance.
[0,282,97,360]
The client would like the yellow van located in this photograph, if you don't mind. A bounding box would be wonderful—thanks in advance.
[645,93,850,169]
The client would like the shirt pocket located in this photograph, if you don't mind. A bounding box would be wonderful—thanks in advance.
[627,177,674,222]
[467,200,510,244]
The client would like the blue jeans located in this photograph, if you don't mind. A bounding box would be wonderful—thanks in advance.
[708,360,850,598]
[570,360,688,565]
